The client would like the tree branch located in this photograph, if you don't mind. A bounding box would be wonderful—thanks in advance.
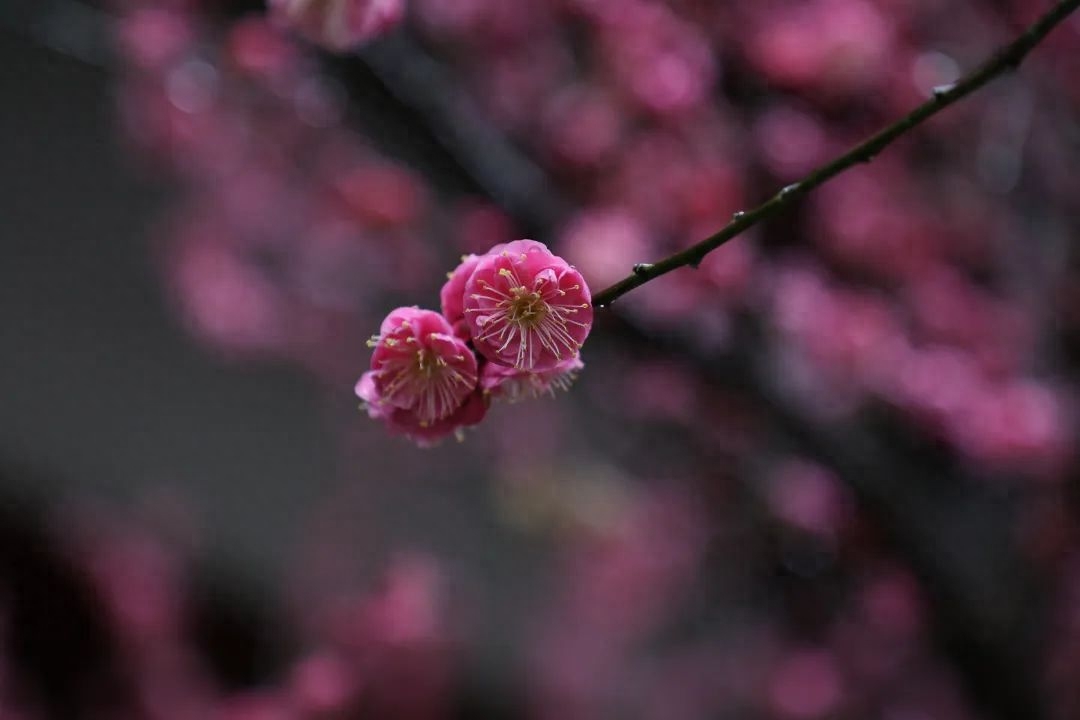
[592,0,1080,308]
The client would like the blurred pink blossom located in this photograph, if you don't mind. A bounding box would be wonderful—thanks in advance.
[767,649,845,720]
[268,0,405,51]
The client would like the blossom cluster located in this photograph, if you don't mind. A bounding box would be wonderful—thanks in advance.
[356,240,593,445]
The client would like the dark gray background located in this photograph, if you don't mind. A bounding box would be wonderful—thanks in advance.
[0,25,338,587]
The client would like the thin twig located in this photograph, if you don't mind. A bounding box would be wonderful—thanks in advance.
[592,0,1080,307]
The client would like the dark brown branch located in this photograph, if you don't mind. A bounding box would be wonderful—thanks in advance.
[592,0,1080,307]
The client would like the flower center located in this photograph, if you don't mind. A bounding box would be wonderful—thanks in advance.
[414,348,440,377]
[506,288,548,328]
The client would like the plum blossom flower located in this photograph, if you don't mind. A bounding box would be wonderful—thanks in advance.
[462,240,593,372]
[268,0,404,52]
[363,308,481,436]
[481,354,584,403]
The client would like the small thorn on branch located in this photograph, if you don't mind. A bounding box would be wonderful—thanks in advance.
[632,263,654,276]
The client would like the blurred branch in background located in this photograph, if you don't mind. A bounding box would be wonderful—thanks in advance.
[361,34,572,234]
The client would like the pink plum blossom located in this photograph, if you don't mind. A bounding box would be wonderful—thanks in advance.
[268,0,404,51]
[481,354,584,403]
[361,243,592,443]
[462,240,593,372]
[360,308,483,444]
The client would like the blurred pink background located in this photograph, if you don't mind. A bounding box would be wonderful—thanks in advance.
[0,0,1079,718]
